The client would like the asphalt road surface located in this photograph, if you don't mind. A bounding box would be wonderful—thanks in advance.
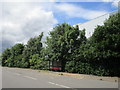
[2,67,118,88]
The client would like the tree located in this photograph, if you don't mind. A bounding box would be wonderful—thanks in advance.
[65,13,120,76]
[1,13,119,76]
[0,53,2,65]
[84,13,120,76]
[29,54,48,69]
[22,32,43,68]
[45,23,86,71]
[1,48,11,66]
[1,43,24,67]
[8,43,24,67]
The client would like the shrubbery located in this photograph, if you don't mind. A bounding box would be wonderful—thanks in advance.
[1,13,120,76]
[65,61,109,76]
[65,13,120,76]
[29,54,48,69]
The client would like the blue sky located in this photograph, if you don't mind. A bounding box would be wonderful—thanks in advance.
[0,0,119,52]
[53,2,117,25]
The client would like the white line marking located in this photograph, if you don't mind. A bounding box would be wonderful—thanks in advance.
[24,76,37,80]
[48,82,71,88]
[48,82,55,84]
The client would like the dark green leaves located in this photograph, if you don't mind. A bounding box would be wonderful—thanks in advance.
[1,13,120,76]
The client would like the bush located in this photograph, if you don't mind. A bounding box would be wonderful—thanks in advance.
[29,54,48,70]
[65,61,77,73]
[65,61,109,76]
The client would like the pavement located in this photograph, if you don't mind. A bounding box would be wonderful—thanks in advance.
[0,66,2,89]
[2,67,119,88]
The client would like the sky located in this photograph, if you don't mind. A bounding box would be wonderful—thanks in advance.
[0,0,119,52]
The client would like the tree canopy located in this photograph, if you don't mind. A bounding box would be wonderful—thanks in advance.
[45,23,86,71]
[1,13,120,76]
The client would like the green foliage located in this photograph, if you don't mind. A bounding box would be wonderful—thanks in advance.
[1,32,46,70]
[2,44,24,67]
[89,13,120,76]
[22,32,44,68]
[1,13,120,76]
[65,61,109,76]
[29,54,48,69]
[1,48,11,66]
[65,13,120,76]
[11,44,24,67]
[45,23,86,71]
[18,58,29,68]
[0,54,2,65]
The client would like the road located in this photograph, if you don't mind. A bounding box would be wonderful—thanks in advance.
[0,66,2,89]
[2,67,118,89]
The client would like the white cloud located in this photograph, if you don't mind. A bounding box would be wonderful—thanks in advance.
[55,3,108,20]
[112,0,120,7]
[1,2,57,52]
[0,2,111,52]
[100,0,114,1]
[101,0,119,7]
[0,0,57,2]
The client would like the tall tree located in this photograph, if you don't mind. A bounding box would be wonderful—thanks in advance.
[22,32,44,68]
[10,43,24,67]
[65,13,120,76]
[45,23,86,71]
[81,13,120,76]
[1,48,11,66]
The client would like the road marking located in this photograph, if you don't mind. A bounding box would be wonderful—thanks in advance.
[13,73,21,76]
[23,76,37,80]
[48,82,71,88]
